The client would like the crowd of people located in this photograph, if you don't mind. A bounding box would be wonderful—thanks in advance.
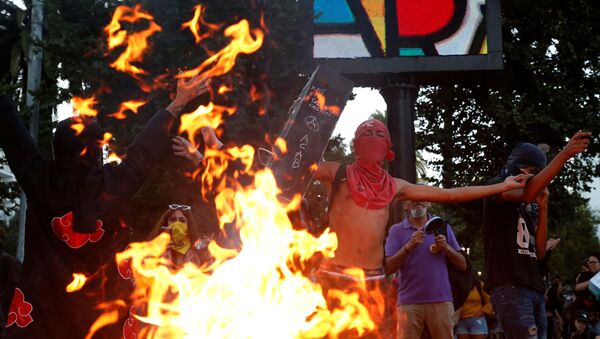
[0,73,594,339]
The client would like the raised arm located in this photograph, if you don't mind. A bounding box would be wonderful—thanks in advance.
[498,131,590,203]
[395,174,530,204]
[0,96,45,196]
[535,188,549,259]
[106,75,211,198]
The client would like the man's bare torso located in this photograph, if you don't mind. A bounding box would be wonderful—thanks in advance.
[326,179,390,270]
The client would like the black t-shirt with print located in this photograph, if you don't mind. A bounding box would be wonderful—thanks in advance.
[483,176,545,292]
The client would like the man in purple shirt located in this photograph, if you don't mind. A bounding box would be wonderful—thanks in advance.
[385,201,466,339]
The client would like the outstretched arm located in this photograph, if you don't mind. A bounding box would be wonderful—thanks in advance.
[498,131,590,203]
[0,96,45,196]
[107,75,211,198]
[395,174,531,204]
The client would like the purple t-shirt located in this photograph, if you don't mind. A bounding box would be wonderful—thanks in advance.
[385,217,461,305]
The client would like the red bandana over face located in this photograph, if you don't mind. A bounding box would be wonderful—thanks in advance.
[347,120,396,209]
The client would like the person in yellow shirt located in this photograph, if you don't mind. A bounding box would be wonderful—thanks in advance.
[456,276,495,339]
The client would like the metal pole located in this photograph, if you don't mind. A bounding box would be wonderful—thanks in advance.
[17,0,44,261]
[380,82,418,183]
[380,82,418,224]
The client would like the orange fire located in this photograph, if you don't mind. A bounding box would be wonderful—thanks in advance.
[87,5,379,338]
[104,5,162,78]
[66,273,88,293]
[218,84,233,95]
[108,100,147,120]
[274,137,287,155]
[179,102,234,148]
[310,92,341,116]
[71,96,98,117]
[178,19,264,80]
[115,164,376,338]
[71,122,85,136]
[106,152,122,163]
[181,5,221,44]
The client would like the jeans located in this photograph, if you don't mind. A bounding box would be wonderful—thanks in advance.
[456,316,489,335]
[491,286,547,339]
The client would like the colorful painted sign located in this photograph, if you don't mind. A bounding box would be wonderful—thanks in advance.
[312,0,489,59]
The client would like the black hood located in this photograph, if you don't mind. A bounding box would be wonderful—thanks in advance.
[52,116,104,233]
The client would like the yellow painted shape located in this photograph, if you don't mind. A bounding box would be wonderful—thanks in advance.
[362,0,383,16]
[480,36,488,54]
[361,0,385,50]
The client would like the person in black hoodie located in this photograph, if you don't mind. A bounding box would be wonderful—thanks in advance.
[0,74,211,339]
[483,134,590,339]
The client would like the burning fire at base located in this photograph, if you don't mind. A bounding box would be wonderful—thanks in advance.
[75,3,381,338]
[113,169,377,338]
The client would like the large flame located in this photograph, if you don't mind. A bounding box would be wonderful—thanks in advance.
[177,17,264,148]
[116,164,376,338]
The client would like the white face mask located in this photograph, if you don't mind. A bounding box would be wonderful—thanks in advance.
[410,206,427,218]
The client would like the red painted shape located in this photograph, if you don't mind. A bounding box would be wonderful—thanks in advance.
[6,288,33,328]
[396,0,455,36]
[51,212,105,249]
[122,306,140,339]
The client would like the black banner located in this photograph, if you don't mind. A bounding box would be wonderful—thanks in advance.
[266,65,354,202]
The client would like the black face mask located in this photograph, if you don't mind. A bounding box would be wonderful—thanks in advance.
[52,117,105,233]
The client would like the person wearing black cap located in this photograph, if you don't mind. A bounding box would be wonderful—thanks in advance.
[0,75,211,339]
[483,133,590,339]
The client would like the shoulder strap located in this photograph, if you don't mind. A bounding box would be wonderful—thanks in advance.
[326,164,347,222]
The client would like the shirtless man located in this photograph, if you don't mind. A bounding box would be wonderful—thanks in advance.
[313,119,529,337]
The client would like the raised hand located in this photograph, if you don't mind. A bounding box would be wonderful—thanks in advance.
[166,74,212,116]
[434,234,448,252]
[561,130,591,158]
[405,230,425,253]
[172,136,204,166]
